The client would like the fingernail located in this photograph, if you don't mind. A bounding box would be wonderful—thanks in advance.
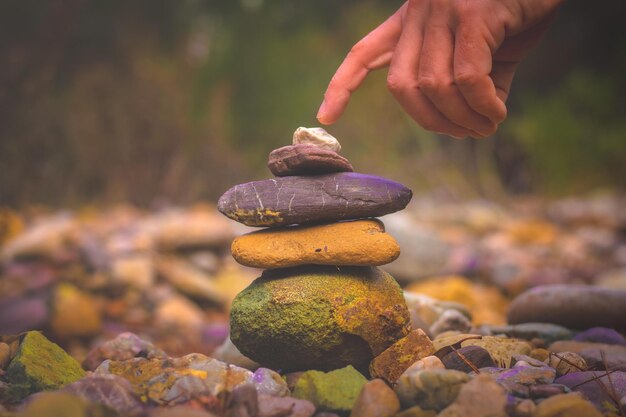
[316,100,328,122]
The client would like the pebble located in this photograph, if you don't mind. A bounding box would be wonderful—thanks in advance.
[527,383,570,399]
[217,172,412,227]
[4,331,85,400]
[394,406,437,417]
[349,379,400,417]
[547,351,587,376]
[154,295,206,329]
[556,371,626,413]
[62,374,144,416]
[231,219,400,269]
[507,284,626,330]
[230,265,410,371]
[548,340,626,370]
[485,366,556,397]
[481,323,573,345]
[292,127,341,152]
[83,332,167,371]
[402,292,471,331]
[573,326,626,345]
[440,345,496,372]
[434,334,532,368]
[0,342,11,369]
[394,369,470,411]
[293,366,367,413]
[13,392,117,417]
[0,295,50,335]
[268,144,353,177]
[51,283,102,339]
[405,275,509,325]
[369,329,435,384]
[155,256,225,304]
[212,336,260,370]
[437,374,507,417]
[429,309,472,336]
[98,353,287,404]
[532,393,603,417]
[258,394,316,417]
[110,254,155,290]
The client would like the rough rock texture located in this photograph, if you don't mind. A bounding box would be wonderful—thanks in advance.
[437,374,507,417]
[556,371,626,413]
[548,340,626,370]
[230,265,411,371]
[440,345,496,373]
[394,369,470,411]
[507,285,626,330]
[433,334,531,368]
[3,331,85,400]
[218,173,412,227]
[231,219,400,268]
[369,329,435,384]
[268,144,353,177]
[292,366,367,413]
[349,379,400,417]
[62,374,145,416]
[533,393,603,417]
[292,127,341,152]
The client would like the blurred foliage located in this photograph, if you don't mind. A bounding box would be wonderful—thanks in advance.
[0,0,624,207]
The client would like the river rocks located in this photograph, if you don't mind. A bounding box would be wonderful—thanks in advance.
[479,323,573,345]
[547,352,587,376]
[230,266,410,371]
[83,332,167,371]
[268,144,353,177]
[231,219,399,268]
[507,284,626,330]
[62,374,144,416]
[292,366,367,413]
[292,127,341,152]
[369,329,435,384]
[433,334,532,368]
[50,283,102,339]
[437,374,507,417]
[573,326,626,345]
[395,369,470,411]
[97,353,288,405]
[532,393,603,417]
[485,366,556,397]
[440,345,496,372]
[556,371,626,413]
[349,379,400,417]
[547,340,626,370]
[3,331,85,400]
[218,173,412,227]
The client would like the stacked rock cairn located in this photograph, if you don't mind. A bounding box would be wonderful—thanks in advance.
[218,127,418,374]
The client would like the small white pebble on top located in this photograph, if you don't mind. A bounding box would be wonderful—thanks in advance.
[293,127,341,153]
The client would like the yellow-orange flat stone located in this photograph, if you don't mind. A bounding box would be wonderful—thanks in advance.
[231,219,400,268]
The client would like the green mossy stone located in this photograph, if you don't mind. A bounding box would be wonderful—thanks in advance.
[230,266,410,371]
[5,331,85,400]
[292,365,367,412]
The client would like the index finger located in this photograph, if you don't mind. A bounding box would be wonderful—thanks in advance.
[317,3,406,125]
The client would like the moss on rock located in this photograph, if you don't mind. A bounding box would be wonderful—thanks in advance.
[5,331,85,400]
[230,265,410,371]
[292,365,367,412]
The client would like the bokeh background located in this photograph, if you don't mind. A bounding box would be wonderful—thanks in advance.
[1,0,625,208]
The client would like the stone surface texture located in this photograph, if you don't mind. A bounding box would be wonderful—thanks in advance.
[349,379,400,417]
[292,127,341,152]
[268,144,353,177]
[507,284,626,330]
[231,219,400,268]
[394,369,470,411]
[437,374,507,417]
[292,366,367,413]
[218,173,412,227]
[230,266,410,371]
[369,329,435,384]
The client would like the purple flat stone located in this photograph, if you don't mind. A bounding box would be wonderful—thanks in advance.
[268,144,354,177]
[217,172,412,227]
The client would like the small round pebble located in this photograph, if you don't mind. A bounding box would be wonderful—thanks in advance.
[349,379,400,417]
[547,351,587,376]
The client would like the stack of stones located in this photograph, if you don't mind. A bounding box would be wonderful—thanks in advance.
[218,127,418,373]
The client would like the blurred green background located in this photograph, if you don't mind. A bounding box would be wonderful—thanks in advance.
[1,0,624,207]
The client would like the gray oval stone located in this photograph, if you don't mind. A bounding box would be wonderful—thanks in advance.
[507,285,626,331]
[218,173,412,227]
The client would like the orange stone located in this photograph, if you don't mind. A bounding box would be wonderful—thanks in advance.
[369,329,435,384]
[231,219,400,268]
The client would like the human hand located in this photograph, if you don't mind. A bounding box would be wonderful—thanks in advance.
[317,0,563,138]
